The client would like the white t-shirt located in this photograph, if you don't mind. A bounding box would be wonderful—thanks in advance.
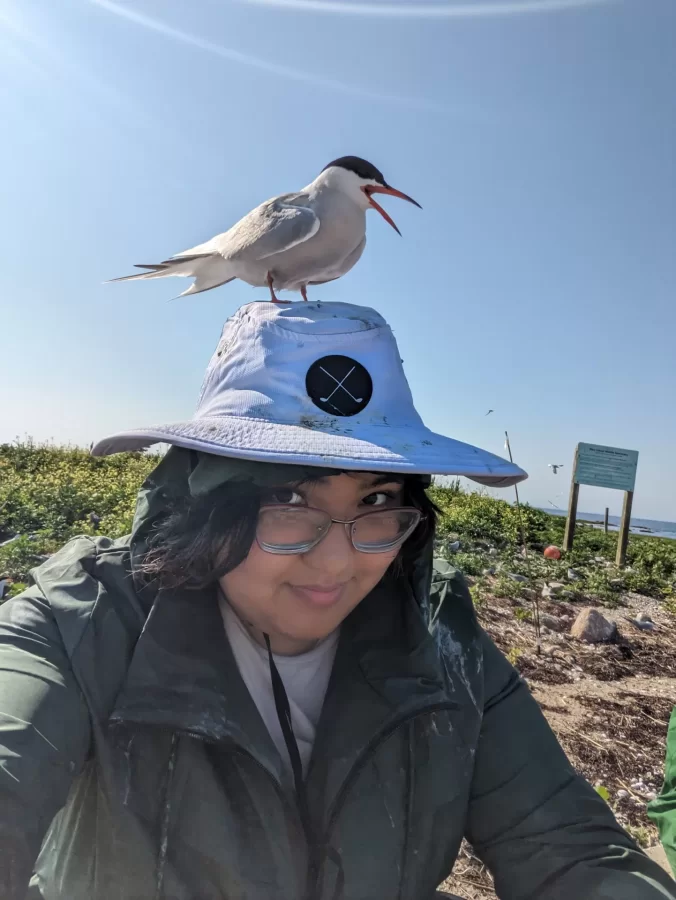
[219,596,339,776]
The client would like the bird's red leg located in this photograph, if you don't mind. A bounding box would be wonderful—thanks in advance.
[300,285,309,302]
[266,272,290,304]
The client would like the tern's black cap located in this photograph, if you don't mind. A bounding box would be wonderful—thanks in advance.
[322,156,387,186]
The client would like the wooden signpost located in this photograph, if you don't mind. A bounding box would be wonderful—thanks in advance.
[563,443,639,567]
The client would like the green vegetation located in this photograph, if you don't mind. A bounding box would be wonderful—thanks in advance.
[506,647,524,667]
[513,606,533,623]
[1,442,675,607]
[0,441,157,585]
[430,481,676,604]
[625,824,652,849]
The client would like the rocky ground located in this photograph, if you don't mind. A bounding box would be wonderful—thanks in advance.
[436,543,676,899]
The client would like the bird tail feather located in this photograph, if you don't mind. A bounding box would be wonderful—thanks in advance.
[107,253,236,296]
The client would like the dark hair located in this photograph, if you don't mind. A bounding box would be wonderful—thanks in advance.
[140,476,437,591]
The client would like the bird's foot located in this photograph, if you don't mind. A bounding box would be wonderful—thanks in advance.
[267,272,291,304]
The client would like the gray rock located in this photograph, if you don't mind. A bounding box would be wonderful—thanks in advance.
[567,569,584,582]
[482,567,497,576]
[540,613,565,632]
[548,582,566,594]
[488,547,499,557]
[570,608,618,643]
[637,611,653,624]
[446,540,461,552]
[508,573,528,583]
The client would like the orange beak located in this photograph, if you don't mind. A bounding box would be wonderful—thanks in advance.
[361,184,422,235]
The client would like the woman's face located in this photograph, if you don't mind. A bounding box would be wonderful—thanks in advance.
[220,473,405,655]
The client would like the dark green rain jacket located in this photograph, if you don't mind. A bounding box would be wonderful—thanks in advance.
[0,452,674,900]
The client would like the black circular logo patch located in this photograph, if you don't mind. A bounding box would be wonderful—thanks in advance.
[305,355,373,417]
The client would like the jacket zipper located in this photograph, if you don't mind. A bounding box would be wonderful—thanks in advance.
[178,729,312,888]
[311,701,458,900]
[180,729,301,825]
[172,702,456,900]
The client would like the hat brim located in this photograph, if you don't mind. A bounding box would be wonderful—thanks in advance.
[91,415,527,488]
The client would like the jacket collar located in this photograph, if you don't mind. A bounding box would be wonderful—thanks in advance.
[108,571,460,799]
[108,584,288,786]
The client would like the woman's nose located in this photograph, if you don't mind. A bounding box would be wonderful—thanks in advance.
[304,520,354,575]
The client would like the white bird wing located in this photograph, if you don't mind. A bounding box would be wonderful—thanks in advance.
[171,193,320,264]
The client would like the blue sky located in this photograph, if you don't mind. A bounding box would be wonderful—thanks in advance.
[1,0,674,520]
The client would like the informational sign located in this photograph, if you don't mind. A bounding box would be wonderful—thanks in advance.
[574,443,639,493]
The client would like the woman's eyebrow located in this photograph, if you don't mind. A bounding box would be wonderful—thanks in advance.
[361,473,405,487]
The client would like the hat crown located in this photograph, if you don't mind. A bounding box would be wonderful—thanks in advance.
[196,301,421,431]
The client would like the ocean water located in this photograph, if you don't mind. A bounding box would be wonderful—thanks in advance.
[542,508,676,541]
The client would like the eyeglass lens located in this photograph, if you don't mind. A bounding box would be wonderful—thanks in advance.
[256,507,420,554]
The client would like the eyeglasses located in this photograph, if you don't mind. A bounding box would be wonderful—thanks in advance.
[256,505,423,555]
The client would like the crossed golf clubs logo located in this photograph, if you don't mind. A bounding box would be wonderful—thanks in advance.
[319,365,362,406]
[305,355,373,416]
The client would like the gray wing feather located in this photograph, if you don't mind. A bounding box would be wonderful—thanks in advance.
[172,194,320,264]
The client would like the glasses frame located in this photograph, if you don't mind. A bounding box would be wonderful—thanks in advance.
[256,505,424,555]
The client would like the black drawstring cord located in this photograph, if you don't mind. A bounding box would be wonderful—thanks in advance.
[264,635,318,892]
[263,634,313,836]
[264,634,345,900]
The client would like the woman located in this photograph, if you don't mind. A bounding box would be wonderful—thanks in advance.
[0,301,673,900]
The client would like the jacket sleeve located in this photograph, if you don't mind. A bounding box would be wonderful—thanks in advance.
[466,633,676,899]
[0,588,91,899]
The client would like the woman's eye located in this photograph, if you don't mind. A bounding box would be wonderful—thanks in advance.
[362,491,392,507]
[268,488,304,506]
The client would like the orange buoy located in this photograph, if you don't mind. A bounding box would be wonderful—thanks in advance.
[544,545,562,560]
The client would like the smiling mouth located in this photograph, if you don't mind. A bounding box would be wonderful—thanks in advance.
[290,583,347,608]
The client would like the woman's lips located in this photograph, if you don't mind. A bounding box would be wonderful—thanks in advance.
[290,583,347,608]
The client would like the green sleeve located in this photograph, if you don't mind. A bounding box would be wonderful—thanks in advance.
[466,634,676,899]
[648,707,676,876]
[0,589,91,899]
